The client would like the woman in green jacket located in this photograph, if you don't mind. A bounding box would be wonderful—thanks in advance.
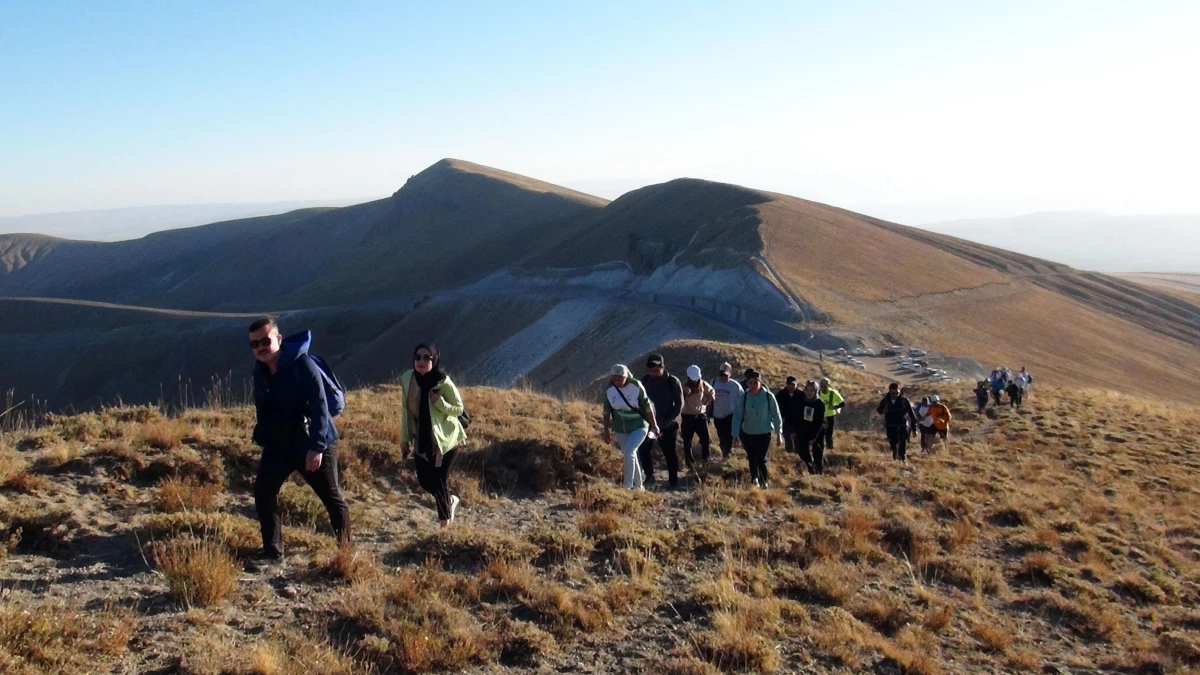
[399,343,467,528]
[732,368,784,489]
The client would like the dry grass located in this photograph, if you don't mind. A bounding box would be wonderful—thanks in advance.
[1,379,1199,673]
[0,601,133,674]
[151,536,240,607]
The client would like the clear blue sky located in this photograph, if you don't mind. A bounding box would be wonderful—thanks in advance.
[2,1,1197,222]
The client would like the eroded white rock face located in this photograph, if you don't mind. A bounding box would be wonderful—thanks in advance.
[639,261,796,318]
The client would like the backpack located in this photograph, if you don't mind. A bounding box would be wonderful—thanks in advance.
[302,354,346,417]
[458,405,472,431]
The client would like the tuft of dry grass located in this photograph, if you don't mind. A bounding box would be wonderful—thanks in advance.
[151,536,240,607]
[0,601,133,673]
[154,476,222,513]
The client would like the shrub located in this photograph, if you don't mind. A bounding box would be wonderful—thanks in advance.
[154,476,222,513]
[0,601,133,672]
[152,536,239,607]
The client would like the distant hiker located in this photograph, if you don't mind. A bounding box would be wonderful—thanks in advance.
[1006,379,1023,408]
[876,383,918,463]
[399,343,467,528]
[711,362,743,460]
[989,368,1005,405]
[638,354,684,489]
[974,381,990,412]
[926,395,952,451]
[775,376,804,456]
[248,318,350,567]
[732,369,783,488]
[680,365,715,475]
[602,365,660,490]
[818,377,845,450]
[797,381,828,474]
[1015,367,1033,397]
[915,396,936,453]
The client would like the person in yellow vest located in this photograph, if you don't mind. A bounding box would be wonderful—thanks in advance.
[817,377,845,450]
[926,394,953,451]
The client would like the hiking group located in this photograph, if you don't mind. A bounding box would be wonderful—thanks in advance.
[603,354,847,491]
[975,366,1033,412]
[244,318,1023,566]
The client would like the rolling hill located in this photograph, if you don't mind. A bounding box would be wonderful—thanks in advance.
[1,158,1198,410]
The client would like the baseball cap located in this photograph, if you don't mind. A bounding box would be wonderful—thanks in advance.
[820,377,831,385]
[930,394,941,403]
[745,368,761,380]
[718,362,732,375]
[646,354,664,368]
[686,365,702,381]
[611,364,631,378]
[785,376,798,384]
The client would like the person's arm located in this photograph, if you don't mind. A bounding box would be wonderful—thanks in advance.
[905,400,919,432]
[297,356,333,469]
[702,382,715,407]
[833,390,846,411]
[768,392,783,439]
[602,410,613,443]
[399,373,413,456]
[732,392,745,438]
[876,397,887,415]
[432,377,465,418]
[667,376,684,421]
[251,369,268,448]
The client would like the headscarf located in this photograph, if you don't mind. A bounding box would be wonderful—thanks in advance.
[413,343,447,461]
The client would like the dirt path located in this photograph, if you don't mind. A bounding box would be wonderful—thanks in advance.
[0,296,275,318]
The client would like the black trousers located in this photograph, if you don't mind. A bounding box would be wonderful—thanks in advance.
[798,432,825,474]
[823,415,837,449]
[255,445,350,557]
[782,423,799,454]
[638,421,680,484]
[680,414,711,468]
[885,425,910,461]
[414,448,459,521]
[713,415,734,458]
[742,433,772,484]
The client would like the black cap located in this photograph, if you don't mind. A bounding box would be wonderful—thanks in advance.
[646,353,664,368]
[745,368,761,379]
[785,376,798,384]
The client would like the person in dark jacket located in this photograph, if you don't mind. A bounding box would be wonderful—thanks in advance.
[249,318,350,566]
[638,353,684,488]
[876,382,918,463]
[796,381,827,474]
[1006,379,1023,408]
[775,376,804,455]
[974,381,990,412]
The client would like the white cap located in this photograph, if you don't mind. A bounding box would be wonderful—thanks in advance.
[930,394,941,402]
[687,365,702,381]
[611,364,631,378]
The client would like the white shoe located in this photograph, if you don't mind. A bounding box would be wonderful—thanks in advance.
[449,495,460,522]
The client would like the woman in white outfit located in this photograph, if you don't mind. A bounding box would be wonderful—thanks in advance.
[601,364,661,490]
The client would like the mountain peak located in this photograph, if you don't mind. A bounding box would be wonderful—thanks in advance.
[395,159,608,207]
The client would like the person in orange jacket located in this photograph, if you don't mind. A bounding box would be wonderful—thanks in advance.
[926,394,952,451]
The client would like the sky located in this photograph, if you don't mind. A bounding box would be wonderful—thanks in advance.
[2,1,1198,224]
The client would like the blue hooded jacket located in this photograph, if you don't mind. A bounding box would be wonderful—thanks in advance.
[252,331,338,455]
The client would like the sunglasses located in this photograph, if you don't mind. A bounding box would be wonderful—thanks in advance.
[414,354,434,362]
[249,337,273,349]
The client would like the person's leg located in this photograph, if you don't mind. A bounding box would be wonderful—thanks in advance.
[740,433,757,483]
[755,435,771,486]
[782,423,796,454]
[698,416,712,462]
[897,429,909,461]
[435,448,459,521]
[886,426,900,460]
[617,429,647,489]
[414,454,449,520]
[660,422,681,487]
[298,446,351,545]
[679,415,697,472]
[796,432,814,472]
[637,434,656,485]
[824,416,836,450]
[812,434,825,474]
[253,449,294,558]
[715,416,733,458]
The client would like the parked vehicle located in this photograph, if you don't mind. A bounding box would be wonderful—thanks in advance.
[908,348,926,357]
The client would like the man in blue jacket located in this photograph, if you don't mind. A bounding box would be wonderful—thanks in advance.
[249,317,350,566]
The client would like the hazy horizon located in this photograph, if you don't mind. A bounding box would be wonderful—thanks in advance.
[3,1,1198,226]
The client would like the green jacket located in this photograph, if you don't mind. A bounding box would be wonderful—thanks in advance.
[604,379,655,434]
[399,370,466,455]
[733,388,783,437]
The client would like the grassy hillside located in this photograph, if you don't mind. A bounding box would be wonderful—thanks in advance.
[2,344,1198,673]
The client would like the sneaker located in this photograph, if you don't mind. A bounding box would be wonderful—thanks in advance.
[449,495,460,523]
[246,553,286,573]
[760,479,770,489]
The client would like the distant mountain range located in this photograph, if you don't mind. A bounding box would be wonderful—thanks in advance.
[919,212,1200,273]
[1,159,1198,409]
[0,199,374,242]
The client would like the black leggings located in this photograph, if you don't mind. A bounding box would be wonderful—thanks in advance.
[638,421,680,484]
[885,425,910,461]
[713,415,734,458]
[742,433,772,484]
[415,448,459,521]
[680,414,711,467]
[798,433,825,474]
[823,415,836,449]
[255,446,351,557]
